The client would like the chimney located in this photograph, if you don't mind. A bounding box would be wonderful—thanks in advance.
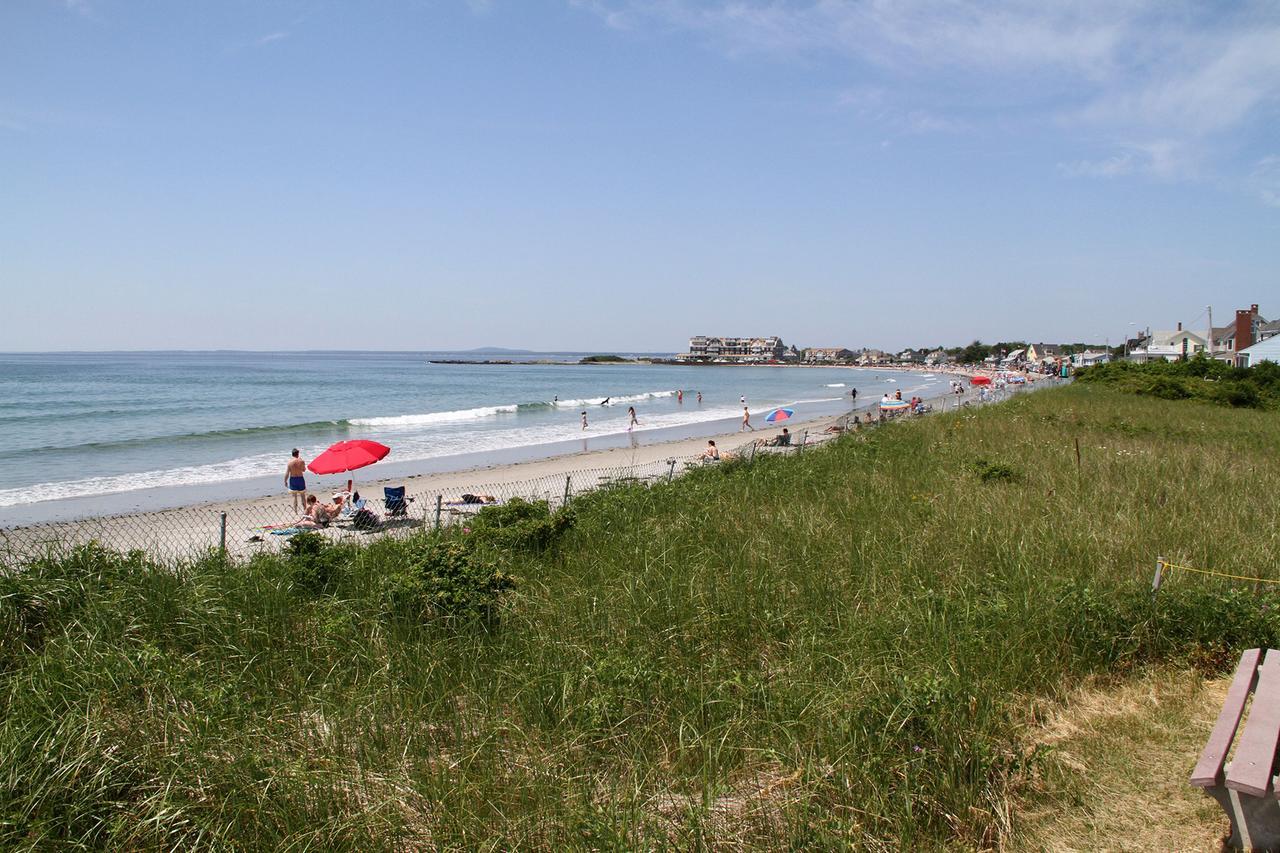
[1236,309,1255,352]
[1177,321,1182,331]
[1252,304,1259,314]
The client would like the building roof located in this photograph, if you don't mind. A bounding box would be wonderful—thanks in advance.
[1240,336,1280,364]
[1148,329,1207,347]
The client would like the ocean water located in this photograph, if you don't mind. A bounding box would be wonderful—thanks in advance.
[0,351,946,519]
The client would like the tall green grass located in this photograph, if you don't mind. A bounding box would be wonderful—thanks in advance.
[2,385,1279,849]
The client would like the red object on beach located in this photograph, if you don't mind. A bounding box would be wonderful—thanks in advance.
[307,440,391,475]
[970,375,992,386]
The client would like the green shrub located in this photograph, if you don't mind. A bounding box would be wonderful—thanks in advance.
[380,538,515,622]
[1143,375,1193,400]
[969,457,1019,483]
[284,532,345,595]
[467,497,574,553]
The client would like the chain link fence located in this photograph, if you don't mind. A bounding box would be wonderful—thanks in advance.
[0,375,1061,568]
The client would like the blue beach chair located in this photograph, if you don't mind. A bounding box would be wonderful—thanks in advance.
[383,486,413,517]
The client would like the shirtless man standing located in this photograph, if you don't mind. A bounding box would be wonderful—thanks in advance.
[285,448,308,512]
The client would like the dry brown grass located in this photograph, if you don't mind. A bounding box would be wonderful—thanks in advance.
[1016,669,1231,852]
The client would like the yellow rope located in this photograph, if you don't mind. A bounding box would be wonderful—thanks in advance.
[1160,560,1280,585]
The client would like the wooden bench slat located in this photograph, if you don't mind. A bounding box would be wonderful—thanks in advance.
[1192,648,1262,787]
[1227,650,1280,798]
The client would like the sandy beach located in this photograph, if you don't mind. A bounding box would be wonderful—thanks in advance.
[0,370,1056,565]
[0,409,849,563]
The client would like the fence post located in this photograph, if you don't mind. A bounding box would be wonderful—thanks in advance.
[666,458,677,482]
[434,495,443,529]
[1151,556,1165,600]
[218,512,227,557]
[563,475,572,508]
[797,430,808,454]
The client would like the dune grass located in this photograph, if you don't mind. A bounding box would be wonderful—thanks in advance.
[2,385,1279,849]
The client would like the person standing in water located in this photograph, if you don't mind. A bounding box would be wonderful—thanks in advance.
[581,411,588,430]
[628,406,639,429]
[285,449,308,512]
[677,389,683,403]
[696,391,702,404]
[741,406,755,432]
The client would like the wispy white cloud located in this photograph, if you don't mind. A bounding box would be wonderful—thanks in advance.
[1059,153,1135,179]
[573,1,1280,197]
[1058,141,1194,181]
[256,31,290,46]
[1250,156,1280,207]
[63,0,93,17]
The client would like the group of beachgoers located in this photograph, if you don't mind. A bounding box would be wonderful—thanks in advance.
[581,389,706,431]
[284,448,364,528]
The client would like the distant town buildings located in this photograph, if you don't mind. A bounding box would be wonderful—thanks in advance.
[680,336,786,363]
[803,347,854,363]
[676,303,1273,370]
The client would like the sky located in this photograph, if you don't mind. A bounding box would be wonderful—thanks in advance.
[2,0,1278,353]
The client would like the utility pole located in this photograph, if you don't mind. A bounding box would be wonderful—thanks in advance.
[1206,305,1214,358]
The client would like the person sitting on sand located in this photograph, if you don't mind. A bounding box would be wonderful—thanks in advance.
[296,494,333,528]
[756,427,791,447]
[702,440,720,460]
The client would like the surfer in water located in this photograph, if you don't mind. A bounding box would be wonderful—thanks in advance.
[601,397,610,406]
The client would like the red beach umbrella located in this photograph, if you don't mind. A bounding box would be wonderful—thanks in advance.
[970,375,992,386]
[307,439,391,475]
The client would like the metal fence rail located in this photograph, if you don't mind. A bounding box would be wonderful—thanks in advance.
[0,376,1060,568]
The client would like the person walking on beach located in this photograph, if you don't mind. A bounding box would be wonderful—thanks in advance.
[741,406,754,432]
[627,406,639,429]
[285,449,307,512]
[581,411,588,430]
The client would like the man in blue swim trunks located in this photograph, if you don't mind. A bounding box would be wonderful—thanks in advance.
[285,448,308,512]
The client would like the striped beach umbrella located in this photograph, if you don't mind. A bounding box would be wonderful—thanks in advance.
[880,399,910,411]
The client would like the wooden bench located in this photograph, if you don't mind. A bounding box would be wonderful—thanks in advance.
[1191,648,1280,850]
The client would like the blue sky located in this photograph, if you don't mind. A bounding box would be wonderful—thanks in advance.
[2,0,1278,352]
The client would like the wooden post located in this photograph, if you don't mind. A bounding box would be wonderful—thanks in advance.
[1074,436,1081,470]
[563,475,572,508]
[667,458,676,482]
[434,495,442,530]
[1152,556,1165,599]
[218,512,227,557]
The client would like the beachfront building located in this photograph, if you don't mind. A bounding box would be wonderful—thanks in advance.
[1207,304,1270,363]
[1237,336,1280,367]
[999,348,1027,367]
[857,349,888,365]
[1071,350,1111,367]
[1129,325,1208,362]
[679,335,786,363]
[1025,343,1063,364]
[803,347,854,363]
[925,349,953,365]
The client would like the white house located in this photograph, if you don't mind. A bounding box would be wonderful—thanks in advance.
[1129,328,1207,362]
[1237,336,1280,368]
[1072,350,1111,367]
